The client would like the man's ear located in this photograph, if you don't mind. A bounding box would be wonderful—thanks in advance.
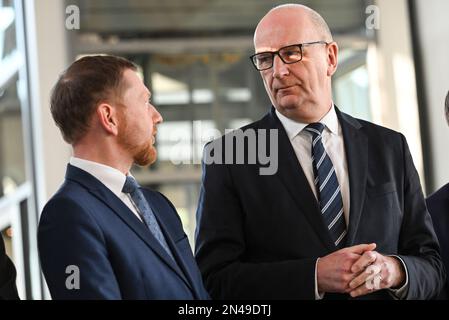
[327,42,338,77]
[96,103,119,136]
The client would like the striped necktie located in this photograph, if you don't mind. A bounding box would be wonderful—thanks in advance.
[305,123,347,249]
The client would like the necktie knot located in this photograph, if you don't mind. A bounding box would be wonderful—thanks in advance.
[122,175,139,194]
[305,122,325,138]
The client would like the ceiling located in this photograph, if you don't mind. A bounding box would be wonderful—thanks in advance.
[72,0,372,38]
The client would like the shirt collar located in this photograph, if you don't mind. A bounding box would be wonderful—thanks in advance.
[69,157,129,197]
[275,103,339,140]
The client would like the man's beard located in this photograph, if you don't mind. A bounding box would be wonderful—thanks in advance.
[117,113,157,167]
[130,139,156,166]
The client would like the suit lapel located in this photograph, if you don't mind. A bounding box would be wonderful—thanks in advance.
[65,165,193,291]
[145,192,200,298]
[264,109,336,251]
[336,109,368,245]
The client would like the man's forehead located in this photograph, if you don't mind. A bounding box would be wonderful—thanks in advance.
[254,28,313,52]
[122,70,150,96]
[136,83,150,98]
[256,8,309,31]
[254,11,315,50]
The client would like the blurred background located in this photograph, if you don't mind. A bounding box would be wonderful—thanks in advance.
[1,0,448,299]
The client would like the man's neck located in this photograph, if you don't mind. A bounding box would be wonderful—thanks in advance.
[72,145,132,175]
[278,101,334,124]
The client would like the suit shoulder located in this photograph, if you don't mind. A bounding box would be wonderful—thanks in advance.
[43,180,89,208]
[40,180,99,225]
[341,112,405,143]
[358,118,402,138]
[427,184,449,232]
[239,116,266,131]
[427,183,449,206]
[207,114,268,146]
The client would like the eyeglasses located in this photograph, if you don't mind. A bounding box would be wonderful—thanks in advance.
[250,41,329,71]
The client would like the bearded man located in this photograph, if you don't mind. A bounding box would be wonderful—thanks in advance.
[38,55,209,300]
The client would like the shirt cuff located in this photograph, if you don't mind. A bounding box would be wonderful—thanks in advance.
[387,255,409,299]
[315,258,325,300]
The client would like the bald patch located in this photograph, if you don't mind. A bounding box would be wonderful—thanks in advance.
[255,4,333,44]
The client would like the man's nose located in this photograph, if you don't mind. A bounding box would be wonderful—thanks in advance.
[272,54,289,78]
[152,106,163,124]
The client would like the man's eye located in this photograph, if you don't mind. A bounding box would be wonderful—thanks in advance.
[256,54,272,66]
[284,49,300,57]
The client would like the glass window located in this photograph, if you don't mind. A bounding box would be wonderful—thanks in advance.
[118,50,269,243]
[334,49,371,121]
[0,73,26,197]
[0,0,38,299]
[0,0,17,59]
[1,0,26,199]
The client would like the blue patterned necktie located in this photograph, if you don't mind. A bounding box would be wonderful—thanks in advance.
[122,176,174,259]
[305,123,347,249]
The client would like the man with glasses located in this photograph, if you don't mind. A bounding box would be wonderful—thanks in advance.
[195,4,444,299]
[426,90,449,299]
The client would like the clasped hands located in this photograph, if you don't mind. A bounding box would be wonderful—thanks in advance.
[317,243,406,298]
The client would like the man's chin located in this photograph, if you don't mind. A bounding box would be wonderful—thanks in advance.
[275,93,300,106]
[276,101,301,114]
[134,146,157,167]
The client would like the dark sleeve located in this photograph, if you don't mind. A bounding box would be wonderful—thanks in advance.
[38,198,122,299]
[0,235,19,300]
[396,134,446,299]
[195,157,317,300]
[426,187,449,299]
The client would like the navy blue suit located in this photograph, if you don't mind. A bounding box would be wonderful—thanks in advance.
[38,164,209,300]
[427,183,449,299]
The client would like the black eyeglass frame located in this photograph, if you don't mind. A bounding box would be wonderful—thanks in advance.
[249,41,329,71]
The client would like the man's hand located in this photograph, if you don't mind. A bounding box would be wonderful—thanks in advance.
[348,252,406,298]
[317,243,377,294]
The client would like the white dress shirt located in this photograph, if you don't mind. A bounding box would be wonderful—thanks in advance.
[275,105,408,299]
[276,105,350,224]
[69,157,142,222]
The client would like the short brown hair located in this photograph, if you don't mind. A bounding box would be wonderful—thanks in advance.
[50,55,137,144]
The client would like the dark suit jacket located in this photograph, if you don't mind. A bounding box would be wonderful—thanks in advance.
[38,164,209,300]
[427,183,449,299]
[0,235,19,299]
[195,107,445,300]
